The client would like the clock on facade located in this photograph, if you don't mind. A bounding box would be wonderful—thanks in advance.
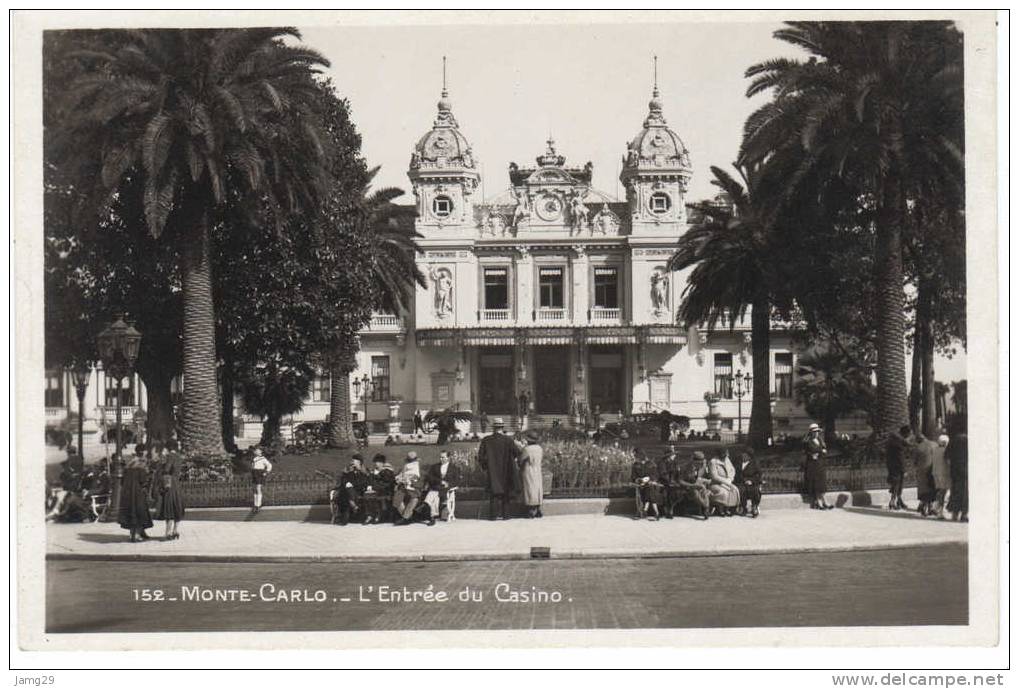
[535,193,563,222]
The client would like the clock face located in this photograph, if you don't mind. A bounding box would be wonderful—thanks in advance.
[535,194,563,222]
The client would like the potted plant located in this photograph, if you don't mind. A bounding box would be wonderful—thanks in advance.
[703,391,722,431]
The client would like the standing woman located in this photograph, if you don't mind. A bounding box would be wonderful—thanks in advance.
[156,439,186,540]
[931,435,951,518]
[803,423,833,510]
[518,430,544,518]
[250,447,273,515]
[118,451,153,542]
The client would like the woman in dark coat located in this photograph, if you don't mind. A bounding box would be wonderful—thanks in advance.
[677,452,710,520]
[946,431,968,522]
[803,424,833,510]
[155,439,186,540]
[118,454,153,542]
[734,450,764,517]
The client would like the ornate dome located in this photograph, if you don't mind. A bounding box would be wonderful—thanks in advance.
[623,85,692,173]
[410,86,477,171]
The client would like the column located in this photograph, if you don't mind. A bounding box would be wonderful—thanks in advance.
[571,246,589,322]
[515,246,532,322]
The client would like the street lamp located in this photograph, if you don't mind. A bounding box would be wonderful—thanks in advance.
[731,369,752,442]
[352,373,374,439]
[69,362,91,462]
[96,314,142,522]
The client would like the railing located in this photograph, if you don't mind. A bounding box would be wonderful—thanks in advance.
[178,461,905,508]
[362,314,405,332]
[590,307,621,321]
[481,308,511,321]
[536,308,567,321]
[45,407,68,419]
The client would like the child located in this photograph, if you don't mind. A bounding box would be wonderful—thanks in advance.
[250,447,273,515]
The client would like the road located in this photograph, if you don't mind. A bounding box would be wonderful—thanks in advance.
[46,544,967,632]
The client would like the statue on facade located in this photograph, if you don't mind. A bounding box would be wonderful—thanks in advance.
[511,188,531,228]
[594,204,617,235]
[569,193,589,233]
[430,267,454,317]
[650,270,669,314]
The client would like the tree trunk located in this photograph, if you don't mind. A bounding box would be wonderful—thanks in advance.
[920,322,937,438]
[220,356,237,454]
[326,354,356,448]
[873,183,909,438]
[260,413,282,447]
[139,371,174,443]
[179,215,225,455]
[747,294,773,449]
[908,321,923,433]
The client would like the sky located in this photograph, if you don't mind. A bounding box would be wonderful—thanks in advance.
[296,19,966,384]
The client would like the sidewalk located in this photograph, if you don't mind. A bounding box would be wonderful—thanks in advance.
[47,506,967,563]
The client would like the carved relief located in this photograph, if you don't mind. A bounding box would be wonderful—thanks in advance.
[429,267,454,318]
[511,188,531,229]
[740,332,752,366]
[695,330,709,366]
[593,204,620,235]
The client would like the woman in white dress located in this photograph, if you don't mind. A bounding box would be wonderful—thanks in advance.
[518,430,544,518]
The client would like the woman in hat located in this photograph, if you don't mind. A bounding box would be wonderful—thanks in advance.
[518,430,544,518]
[803,423,833,510]
[704,448,741,516]
[155,439,186,539]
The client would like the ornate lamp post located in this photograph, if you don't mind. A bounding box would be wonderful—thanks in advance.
[69,362,91,461]
[96,314,142,522]
[352,373,374,439]
[732,369,752,442]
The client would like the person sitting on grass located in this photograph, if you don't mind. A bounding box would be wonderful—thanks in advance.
[331,454,370,526]
[364,453,396,524]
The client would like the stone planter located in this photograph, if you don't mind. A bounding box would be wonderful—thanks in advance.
[387,400,402,437]
[705,413,722,432]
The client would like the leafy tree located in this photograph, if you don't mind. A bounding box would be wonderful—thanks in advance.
[794,344,876,444]
[215,79,374,449]
[668,163,789,449]
[741,21,964,439]
[325,167,423,448]
[54,28,333,454]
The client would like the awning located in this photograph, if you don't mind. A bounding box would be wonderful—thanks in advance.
[417,325,686,347]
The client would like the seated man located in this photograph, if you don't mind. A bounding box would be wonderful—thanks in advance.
[734,449,764,518]
[331,454,370,525]
[422,450,461,524]
[364,453,396,524]
[392,452,424,526]
[657,448,681,519]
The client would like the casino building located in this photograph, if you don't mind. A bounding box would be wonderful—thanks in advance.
[341,78,821,438]
[44,77,839,446]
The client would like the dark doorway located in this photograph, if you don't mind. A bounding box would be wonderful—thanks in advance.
[589,347,624,414]
[533,346,570,414]
[478,349,515,414]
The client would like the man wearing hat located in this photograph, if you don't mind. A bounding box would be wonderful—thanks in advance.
[477,417,521,520]
[392,451,424,526]
[331,453,370,525]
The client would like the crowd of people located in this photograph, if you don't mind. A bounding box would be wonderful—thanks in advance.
[886,424,969,521]
[631,445,764,520]
[324,417,545,525]
[47,440,186,542]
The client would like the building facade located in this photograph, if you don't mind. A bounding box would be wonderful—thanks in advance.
[45,81,852,446]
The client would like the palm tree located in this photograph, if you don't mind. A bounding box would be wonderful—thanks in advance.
[668,164,780,449]
[740,21,964,439]
[425,408,474,446]
[326,167,424,447]
[58,29,331,454]
[794,344,875,445]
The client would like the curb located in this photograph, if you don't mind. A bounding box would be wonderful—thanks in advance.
[46,537,967,565]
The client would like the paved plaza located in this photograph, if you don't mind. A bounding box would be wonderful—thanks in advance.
[48,505,967,563]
